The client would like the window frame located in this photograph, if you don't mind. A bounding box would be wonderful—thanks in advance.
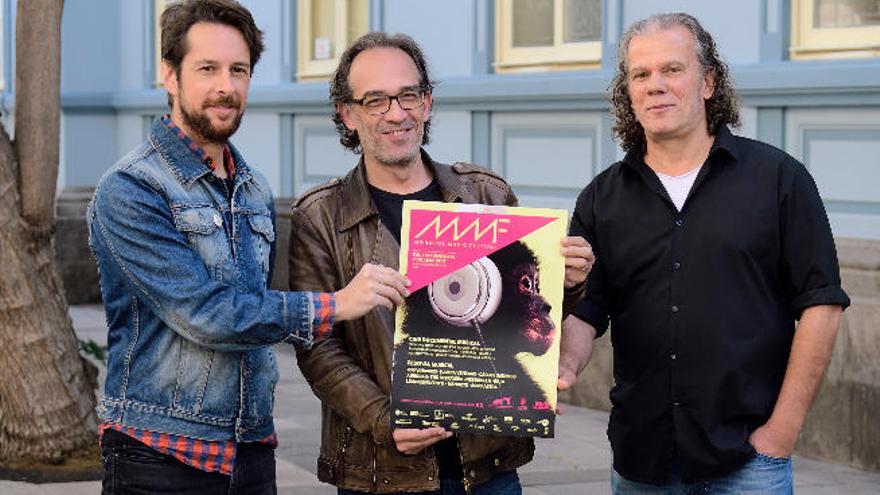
[494,0,602,72]
[0,0,5,92]
[296,0,368,81]
[790,0,880,60]
[154,0,167,87]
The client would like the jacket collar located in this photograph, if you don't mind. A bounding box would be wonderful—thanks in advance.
[337,149,468,232]
[148,118,258,191]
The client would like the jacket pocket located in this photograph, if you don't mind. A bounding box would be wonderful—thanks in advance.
[246,212,275,279]
[172,206,231,280]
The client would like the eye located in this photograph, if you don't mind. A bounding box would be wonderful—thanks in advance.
[362,96,388,110]
[199,65,215,73]
[232,66,250,76]
[631,71,647,81]
[519,274,535,293]
[398,92,421,105]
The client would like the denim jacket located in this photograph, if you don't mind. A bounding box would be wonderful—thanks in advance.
[88,119,318,442]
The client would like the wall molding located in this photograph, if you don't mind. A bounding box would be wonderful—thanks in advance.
[57,59,880,115]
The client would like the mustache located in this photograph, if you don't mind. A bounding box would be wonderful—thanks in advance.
[202,95,240,110]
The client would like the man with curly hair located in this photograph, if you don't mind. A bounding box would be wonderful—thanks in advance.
[561,12,849,494]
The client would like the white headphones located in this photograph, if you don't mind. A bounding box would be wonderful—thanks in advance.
[428,257,502,327]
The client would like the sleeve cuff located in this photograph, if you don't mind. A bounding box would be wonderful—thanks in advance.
[790,286,850,318]
[281,291,334,349]
[310,292,336,342]
[570,298,610,339]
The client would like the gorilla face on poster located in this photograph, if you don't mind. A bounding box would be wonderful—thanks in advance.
[394,241,556,409]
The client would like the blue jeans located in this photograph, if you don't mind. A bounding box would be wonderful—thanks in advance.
[338,470,521,495]
[612,452,792,494]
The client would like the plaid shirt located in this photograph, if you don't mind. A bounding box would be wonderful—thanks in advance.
[98,118,337,474]
[99,423,275,475]
[161,115,235,177]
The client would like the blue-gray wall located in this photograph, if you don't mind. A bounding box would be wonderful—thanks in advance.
[38,0,880,239]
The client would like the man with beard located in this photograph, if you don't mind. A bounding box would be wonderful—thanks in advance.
[88,2,407,494]
[288,32,593,494]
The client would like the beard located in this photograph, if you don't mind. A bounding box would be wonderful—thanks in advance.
[362,119,425,169]
[180,94,244,145]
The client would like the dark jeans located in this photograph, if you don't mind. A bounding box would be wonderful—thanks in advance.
[338,470,521,495]
[101,428,276,495]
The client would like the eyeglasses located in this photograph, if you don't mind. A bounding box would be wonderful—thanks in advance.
[348,90,425,115]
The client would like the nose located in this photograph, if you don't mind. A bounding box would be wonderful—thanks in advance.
[215,70,234,95]
[383,97,409,121]
[646,72,666,95]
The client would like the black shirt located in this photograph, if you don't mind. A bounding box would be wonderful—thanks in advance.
[369,181,443,244]
[569,125,850,484]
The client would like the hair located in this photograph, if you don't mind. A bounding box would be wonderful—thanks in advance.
[609,12,740,153]
[160,0,264,108]
[330,32,436,152]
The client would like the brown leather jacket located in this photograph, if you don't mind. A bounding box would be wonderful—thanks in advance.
[289,153,580,492]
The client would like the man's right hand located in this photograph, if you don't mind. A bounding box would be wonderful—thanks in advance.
[334,263,410,321]
[393,427,452,455]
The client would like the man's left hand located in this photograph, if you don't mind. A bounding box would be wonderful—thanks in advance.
[561,236,594,289]
[749,421,797,458]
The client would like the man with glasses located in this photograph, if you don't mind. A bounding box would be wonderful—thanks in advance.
[288,32,593,494]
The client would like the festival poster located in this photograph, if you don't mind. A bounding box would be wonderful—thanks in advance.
[391,200,568,438]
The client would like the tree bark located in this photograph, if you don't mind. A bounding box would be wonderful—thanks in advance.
[16,0,63,230]
[0,0,98,471]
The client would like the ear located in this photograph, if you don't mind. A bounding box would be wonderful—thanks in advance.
[702,69,716,100]
[162,61,179,101]
[337,102,356,131]
[421,91,433,120]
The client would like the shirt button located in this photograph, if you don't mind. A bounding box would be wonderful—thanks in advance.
[469,469,477,478]
[673,262,681,270]
[427,476,434,481]
[675,219,684,227]
[671,305,679,313]
[670,353,677,360]
[673,401,681,407]
[213,214,223,227]
[494,458,501,466]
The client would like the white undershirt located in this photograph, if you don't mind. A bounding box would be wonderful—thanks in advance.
[655,165,703,212]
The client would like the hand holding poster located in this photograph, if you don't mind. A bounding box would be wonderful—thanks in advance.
[391,200,567,438]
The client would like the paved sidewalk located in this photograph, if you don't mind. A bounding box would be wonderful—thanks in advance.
[2,305,878,494]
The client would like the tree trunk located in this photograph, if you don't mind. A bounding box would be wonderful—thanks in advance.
[17,0,63,230]
[0,0,99,480]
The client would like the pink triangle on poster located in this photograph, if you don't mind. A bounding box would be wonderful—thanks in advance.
[405,209,559,292]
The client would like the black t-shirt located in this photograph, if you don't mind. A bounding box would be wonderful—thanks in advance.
[368,181,443,244]
[368,181,463,478]
[570,125,850,484]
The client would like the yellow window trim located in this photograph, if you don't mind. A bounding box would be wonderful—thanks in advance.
[0,0,5,92]
[154,0,167,88]
[297,0,368,82]
[791,0,880,60]
[495,0,602,72]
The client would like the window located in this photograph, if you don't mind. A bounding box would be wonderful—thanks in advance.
[154,0,169,87]
[495,0,601,72]
[297,0,369,81]
[0,0,5,92]
[791,0,880,60]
